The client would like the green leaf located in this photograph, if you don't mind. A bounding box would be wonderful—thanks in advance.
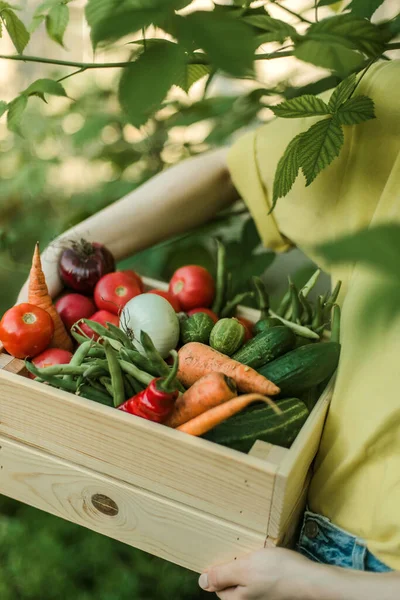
[1,8,29,53]
[46,3,69,46]
[299,117,344,186]
[272,133,303,208]
[244,14,297,43]
[33,0,68,16]
[335,95,375,125]
[241,217,261,252]
[317,0,341,5]
[29,14,45,33]
[6,94,28,133]
[174,63,211,94]
[316,224,400,279]
[304,14,385,57]
[0,101,7,118]
[24,78,68,99]
[294,39,364,76]
[184,11,256,77]
[328,73,356,112]
[389,14,400,35]
[119,41,187,128]
[271,95,330,119]
[91,9,159,47]
[348,0,385,19]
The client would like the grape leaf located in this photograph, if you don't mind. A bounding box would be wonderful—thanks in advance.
[24,79,68,98]
[328,73,356,112]
[348,0,385,19]
[1,8,29,53]
[271,95,330,119]
[272,133,303,208]
[335,95,375,125]
[244,14,297,43]
[7,95,28,133]
[46,3,69,46]
[174,63,211,94]
[299,117,344,186]
[294,39,364,76]
[119,41,187,128]
[184,11,256,77]
[0,101,8,117]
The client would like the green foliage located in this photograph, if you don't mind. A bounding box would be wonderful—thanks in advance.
[299,117,344,185]
[46,3,69,46]
[0,5,30,53]
[243,14,297,43]
[335,95,376,125]
[271,95,330,118]
[348,0,386,19]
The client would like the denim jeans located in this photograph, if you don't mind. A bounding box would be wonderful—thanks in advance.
[297,510,393,572]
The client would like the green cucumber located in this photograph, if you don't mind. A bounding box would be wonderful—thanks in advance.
[258,341,340,396]
[209,318,245,356]
[180,313,214,345]
[232,326,295,368]
[204,398,309,452]
[253,317,282,335]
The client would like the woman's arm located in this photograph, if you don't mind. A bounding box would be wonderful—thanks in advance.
[17,146,238,302]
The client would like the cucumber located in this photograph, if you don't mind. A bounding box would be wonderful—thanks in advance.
[180,313,214,345]
[204,398,309,452]
[258,341,340,396]
[232,326,295,368]
[209,318,245,356]
[253,317,282,335]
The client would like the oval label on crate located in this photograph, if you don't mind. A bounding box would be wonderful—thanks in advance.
[91,493,119,516]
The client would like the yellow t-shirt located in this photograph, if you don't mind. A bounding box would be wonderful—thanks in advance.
[227,60,400,570]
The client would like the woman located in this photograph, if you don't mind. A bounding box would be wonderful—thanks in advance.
[18,60,400,598]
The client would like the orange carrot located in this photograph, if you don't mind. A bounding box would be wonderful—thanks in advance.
[177,393,282,436]
[165,372,237,428]
[28,243,73,352]
[177,342,280,396]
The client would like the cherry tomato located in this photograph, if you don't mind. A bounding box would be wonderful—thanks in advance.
[0,303,54,359]
[94,272,142,314]
[169,266,215,311]
[80,310,119,341]
[148,289,182,312]
[235,317,253,342]
[187,307,219,324]
[122,269,144,292]
[55,293,96,330]
[28,348,73,380]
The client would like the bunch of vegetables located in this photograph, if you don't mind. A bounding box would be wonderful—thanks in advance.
[0,238,341,453]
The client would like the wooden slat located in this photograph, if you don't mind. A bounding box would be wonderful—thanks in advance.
[0,435,265,573]
[0,370,276,532]
[267,377,335,538]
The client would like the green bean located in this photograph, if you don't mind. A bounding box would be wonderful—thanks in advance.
[276,290,291,317]
[220,291,254,318]
[87,347,106,359]
[25,361,78,392]
[121,347,159,376]
[106,322,135,350]
[32,364,87,377]
[100,376,114,398]
[323,280,342,321]
[81,319,119,342]
[123,374,135,398]
[119,360,153,386]
[125,374,144,395]
[300,269,321,298]
[311,296,324,331]
[225,272,233,305]
[70,329,90,345]
[104,340,126,408]
[331,304,341,343]
[252,276,270,319]
[289,279,302,324]
[86,378,108,394]
[212,239,227,316]
[299,292,313,325]
[83,364,109,379]
[65,340,92,382]
[77,385,113,406]
[140,331,170,377]
[268,310,320,340]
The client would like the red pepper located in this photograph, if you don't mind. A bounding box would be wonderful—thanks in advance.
[118,351,180,423]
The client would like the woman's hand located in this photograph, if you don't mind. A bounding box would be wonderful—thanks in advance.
[198,548,325,600]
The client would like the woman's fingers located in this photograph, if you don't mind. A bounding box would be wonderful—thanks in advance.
[216,588,242,600]
[199,559,247,592]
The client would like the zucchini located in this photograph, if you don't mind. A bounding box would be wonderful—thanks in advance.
[258,341,340,396]
[180,313,214,345]
[209,318,245,356]
[204,398,309,452]
[232,326,295,368]
[253,317,281,335]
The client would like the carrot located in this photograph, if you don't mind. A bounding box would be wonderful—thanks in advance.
[177,393,282,437]
[28,242,73,352]
[177,342,280,396]
[165,372,238,428]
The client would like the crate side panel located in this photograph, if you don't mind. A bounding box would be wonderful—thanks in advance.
[0,371,275,532]
[0,435,265,573]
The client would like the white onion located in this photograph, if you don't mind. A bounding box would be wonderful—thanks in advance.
[121,293,180,358]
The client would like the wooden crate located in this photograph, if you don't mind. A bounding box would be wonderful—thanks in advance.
[0,277,333,573]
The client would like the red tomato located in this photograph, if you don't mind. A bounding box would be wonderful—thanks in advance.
[169,266,215,311]
[0,303,54,359]
[80,310,119,341]
[235,317,253,341]
[122,269,144,292]
[28,348,73,380]
[148,289,182,312]
[94,272,142,314]
[55,293,96,330]
[187,307,219,324]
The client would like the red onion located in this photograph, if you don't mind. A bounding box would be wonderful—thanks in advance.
[58,239,115,294]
